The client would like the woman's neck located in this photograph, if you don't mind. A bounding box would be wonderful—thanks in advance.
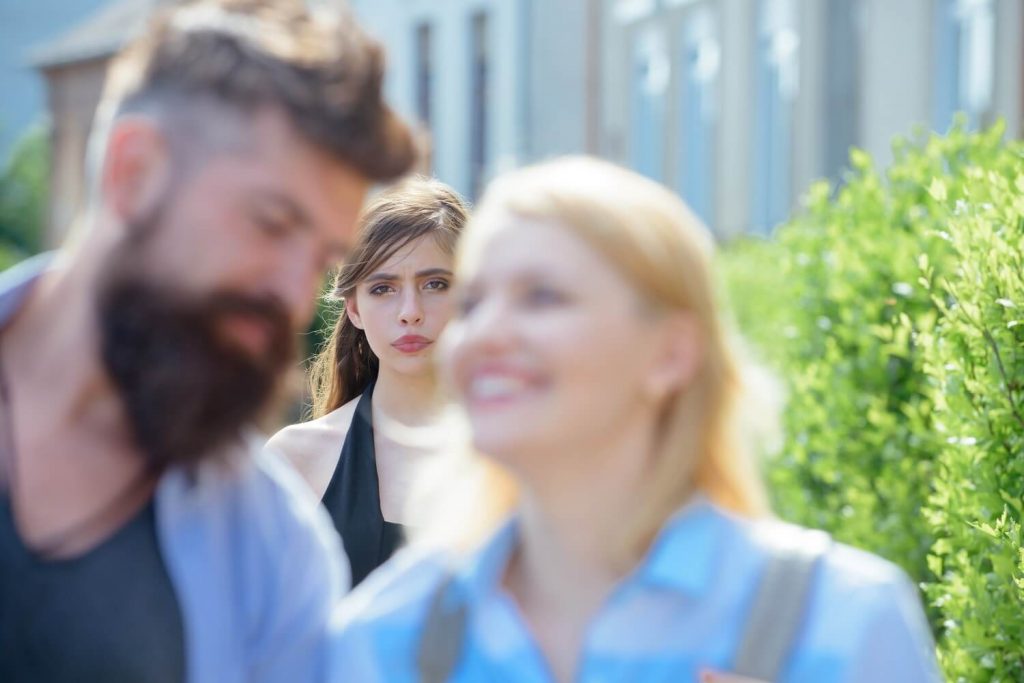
[501,431,657,683]
[506,421,657,620]
[371,366,442,426]
[369,367,445,525]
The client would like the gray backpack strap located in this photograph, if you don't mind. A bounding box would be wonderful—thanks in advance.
[415,574,468,683]
[732,526,831,681]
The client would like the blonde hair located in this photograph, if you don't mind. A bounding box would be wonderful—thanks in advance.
[416,157,772,557]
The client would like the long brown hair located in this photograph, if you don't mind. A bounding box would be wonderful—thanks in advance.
[308,177,469,418]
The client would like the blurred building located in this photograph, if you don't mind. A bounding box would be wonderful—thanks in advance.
[28,0,1024,244]
[358,0,1022,237]
[349,0,602,202]
[31,0,163,246]
[601,0,1022,236]
[0,0,109,163]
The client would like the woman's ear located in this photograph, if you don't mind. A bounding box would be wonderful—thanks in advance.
[645,311,703,401]
[345,295,365,330]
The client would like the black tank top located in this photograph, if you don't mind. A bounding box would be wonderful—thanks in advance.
[321,381,405,587]
[0,495,185,682]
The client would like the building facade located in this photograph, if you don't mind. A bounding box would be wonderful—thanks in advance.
[30,0,1024,244]
[348,0,600,202]
[32,0,163,245]
[600,0,1023,236]
[0,0,109,163]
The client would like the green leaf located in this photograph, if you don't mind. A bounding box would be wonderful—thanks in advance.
[929,178,948,202]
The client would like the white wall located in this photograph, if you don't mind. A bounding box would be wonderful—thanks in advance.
[716,0,755,238]
[348,0,529,198]
[993,0,1022,138]
[860,0,938,169]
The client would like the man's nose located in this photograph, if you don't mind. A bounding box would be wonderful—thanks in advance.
[271,258,321,329]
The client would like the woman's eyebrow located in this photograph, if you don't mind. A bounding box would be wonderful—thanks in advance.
[416,268,454,278]
[364,268,453,283]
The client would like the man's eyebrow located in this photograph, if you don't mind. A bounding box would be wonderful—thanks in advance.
[249,191,312,229]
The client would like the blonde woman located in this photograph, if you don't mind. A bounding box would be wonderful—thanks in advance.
[328,158,940,682]
[267,177,468,587]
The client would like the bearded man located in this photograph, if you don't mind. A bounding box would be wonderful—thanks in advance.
[0,1,416,681]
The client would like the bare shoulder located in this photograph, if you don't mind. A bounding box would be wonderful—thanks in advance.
[266,398,360,460]
[264,396,362,496]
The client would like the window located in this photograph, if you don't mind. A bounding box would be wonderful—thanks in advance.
[414,22,433,130]
[678,9,719,227]
[630,28,668,182]
[469,11,490,201]
[414,21,434,172]
[933,0,995,131]
[823,0,859,183]
[751,0,799,234]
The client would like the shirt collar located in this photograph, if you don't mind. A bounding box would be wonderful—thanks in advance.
[638,495,730,596]
[453,495,733,601]
[0,252,53,331]
[455,516,520,600]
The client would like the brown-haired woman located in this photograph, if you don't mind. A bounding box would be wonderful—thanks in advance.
[267,177,468,587]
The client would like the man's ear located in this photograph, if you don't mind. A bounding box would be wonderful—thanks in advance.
[645,311,704,402]
[345,295,365,330]
[101,116,171,229]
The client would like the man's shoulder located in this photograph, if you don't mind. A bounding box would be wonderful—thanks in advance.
[157,432,342,561]
[0,253,53,327]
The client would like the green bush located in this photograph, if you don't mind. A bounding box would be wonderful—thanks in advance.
[0,245,20,271]
[720,121,1024,680]
[920,166,1024,681]
[0,125,48,259]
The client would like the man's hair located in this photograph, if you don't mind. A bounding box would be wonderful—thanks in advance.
[95,0,417,181]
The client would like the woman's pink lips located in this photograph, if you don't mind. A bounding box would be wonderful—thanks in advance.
[392,335,433,354]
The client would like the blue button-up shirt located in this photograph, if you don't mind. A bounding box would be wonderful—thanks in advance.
[329,499,940,682]
[1,255,349,683]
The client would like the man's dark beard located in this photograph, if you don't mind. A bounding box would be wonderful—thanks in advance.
[97,271,295,471]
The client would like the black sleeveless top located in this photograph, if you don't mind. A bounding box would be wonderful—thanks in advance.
[321,381,405,587]
[0,496,185,682]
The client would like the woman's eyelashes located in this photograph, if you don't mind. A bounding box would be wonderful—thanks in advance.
[367,278,451,297]
[456,288,481,316]
[523,284,568,307]
[368,283,395,296]
[423,278,450,291]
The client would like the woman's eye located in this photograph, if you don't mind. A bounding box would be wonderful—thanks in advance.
[423,279,450,291]
[524,286,566,307]
[457,293,480,316]
[369,284,395,296]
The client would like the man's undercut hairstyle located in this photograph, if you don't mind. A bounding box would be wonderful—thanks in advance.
[100,0,417,180]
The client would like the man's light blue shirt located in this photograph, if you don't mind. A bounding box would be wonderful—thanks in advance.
[330,499,940,682]
[1,256,349,683]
